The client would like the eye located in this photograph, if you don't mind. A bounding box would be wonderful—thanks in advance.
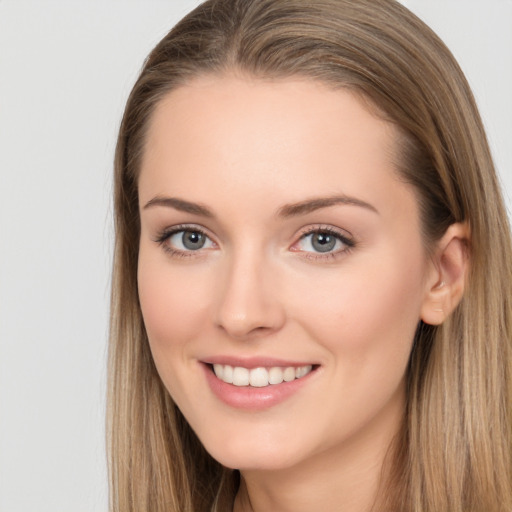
[293,227,354,256]
[155,226,216,256]
[169,230,213,251]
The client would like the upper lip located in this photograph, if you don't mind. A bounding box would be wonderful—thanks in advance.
[201,355,317,369]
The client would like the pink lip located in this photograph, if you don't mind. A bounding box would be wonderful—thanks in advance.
[200,361,318,411]
[203,355,316,369]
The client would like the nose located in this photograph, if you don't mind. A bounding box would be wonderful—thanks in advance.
[214,250,286,340]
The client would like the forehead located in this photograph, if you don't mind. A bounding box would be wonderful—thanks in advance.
[138,74,412,221]
[142,75,396,163]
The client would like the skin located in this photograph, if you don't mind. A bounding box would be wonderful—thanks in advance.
[137,75,465,512]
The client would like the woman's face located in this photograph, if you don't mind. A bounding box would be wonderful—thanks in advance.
[137,75,437,471]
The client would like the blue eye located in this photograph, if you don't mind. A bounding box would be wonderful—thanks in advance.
[156,227,215,255]
[169,230,213,251]
[296,229,353,255]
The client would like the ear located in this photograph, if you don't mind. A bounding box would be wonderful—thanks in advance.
[421,223,470,326]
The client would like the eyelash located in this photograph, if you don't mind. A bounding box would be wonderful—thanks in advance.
[293,226,355,261]
[153,224,355,260]
[154,224,214,259]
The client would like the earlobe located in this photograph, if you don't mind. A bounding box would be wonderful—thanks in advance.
[421,223,470,326]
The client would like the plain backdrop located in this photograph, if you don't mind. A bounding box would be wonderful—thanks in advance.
[0,1,510,511]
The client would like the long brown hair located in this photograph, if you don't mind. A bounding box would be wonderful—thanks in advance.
[108,1,512,510]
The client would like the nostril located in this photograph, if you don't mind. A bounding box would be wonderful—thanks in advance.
[214,271,286,339]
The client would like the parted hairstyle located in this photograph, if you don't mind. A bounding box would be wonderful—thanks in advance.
[107,0,512,510]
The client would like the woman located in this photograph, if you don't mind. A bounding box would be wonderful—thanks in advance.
[107,0,512,510]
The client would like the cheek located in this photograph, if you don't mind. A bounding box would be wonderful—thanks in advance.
[289,250,426,359]
[137,248,211,349]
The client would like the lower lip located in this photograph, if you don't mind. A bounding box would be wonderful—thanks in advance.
[201,363,316,411]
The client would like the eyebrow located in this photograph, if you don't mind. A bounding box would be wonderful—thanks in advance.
[143,194,378,218]
[277,195,379,217]
[143,196,214,217]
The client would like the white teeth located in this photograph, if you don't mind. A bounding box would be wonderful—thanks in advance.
[213,364,223,379]
[283,367,296,382]
[212,364,313,387]
[268,366,284,385]
[296,366,310,378]
[223,364,233,384]
[232,366,249,386]
[249,367,269,387]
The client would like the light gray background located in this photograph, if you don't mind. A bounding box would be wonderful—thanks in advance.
[0,1,510,511]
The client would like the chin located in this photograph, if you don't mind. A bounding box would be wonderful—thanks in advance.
[199,429,307,472]
[211,450,299,472]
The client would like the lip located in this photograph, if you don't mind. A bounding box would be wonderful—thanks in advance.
[203,355,317,369]
[200,359,319,411]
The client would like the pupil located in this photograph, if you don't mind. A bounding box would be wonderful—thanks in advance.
[312,233,336,253]
[183,231,205,250]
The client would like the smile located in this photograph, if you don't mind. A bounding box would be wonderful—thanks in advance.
[202,361,319,410]
[213,364,313,387]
